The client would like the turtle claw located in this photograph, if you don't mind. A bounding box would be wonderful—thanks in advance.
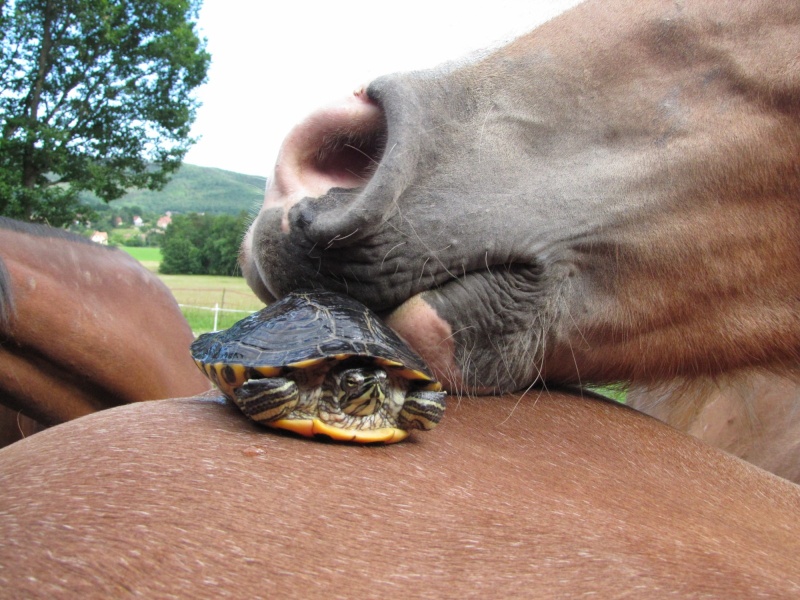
[398,390,447,431]
[233,377,299,423]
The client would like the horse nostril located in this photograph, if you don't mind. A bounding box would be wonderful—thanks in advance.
[257,88,403,256]
[314,127,387,190]
[295,205,315,229]
[270,93,388,203]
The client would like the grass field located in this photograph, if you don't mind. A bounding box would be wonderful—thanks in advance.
[120,246,162,272]
[159,274,264,333]
[121,247,263,333]
[589,385,627,404]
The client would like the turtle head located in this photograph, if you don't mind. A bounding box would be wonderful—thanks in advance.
[333,366,389,416]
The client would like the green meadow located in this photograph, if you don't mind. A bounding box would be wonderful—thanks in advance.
[122,246,163,272]
[121,246,264,333]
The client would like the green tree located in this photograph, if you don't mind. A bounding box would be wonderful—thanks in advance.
[160,212,248,276]
[160,232,203,273]
[0,0,209,225]
[205,213,247,275]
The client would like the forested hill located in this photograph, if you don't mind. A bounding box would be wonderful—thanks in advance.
[80,164,268,216]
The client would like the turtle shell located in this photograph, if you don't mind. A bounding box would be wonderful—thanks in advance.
[191,289,441,398]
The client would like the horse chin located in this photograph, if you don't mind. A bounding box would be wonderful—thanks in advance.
[239,228,275,305]
[385,293,466,394]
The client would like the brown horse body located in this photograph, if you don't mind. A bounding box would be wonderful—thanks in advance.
[2,0,800,595]
[1,391,798,598]
[0,217,210,445]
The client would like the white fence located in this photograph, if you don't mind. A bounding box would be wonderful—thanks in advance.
[178,303,256,332]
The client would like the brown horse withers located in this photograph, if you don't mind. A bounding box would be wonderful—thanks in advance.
[0,217,210,446]
[1,390,798,597]
[3,0,800,596]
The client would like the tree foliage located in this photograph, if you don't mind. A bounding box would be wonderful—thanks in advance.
[160,212,249,276]
[0,0,209,225]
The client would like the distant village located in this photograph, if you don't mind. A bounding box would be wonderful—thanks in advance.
[89,211,174,246]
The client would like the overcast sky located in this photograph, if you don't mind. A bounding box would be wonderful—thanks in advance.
[183,0,584,177]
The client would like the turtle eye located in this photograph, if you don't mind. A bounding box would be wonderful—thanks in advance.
[344,371,365,390]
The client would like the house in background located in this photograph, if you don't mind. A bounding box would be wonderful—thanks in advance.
[133,215,144,227]
[157,214,172,229]
[91,231,108,245]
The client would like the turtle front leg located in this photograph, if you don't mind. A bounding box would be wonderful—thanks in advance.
[398,390,447,431]
[232,377,300,424]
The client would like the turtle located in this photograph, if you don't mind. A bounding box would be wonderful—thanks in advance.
[190,289,446,444]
